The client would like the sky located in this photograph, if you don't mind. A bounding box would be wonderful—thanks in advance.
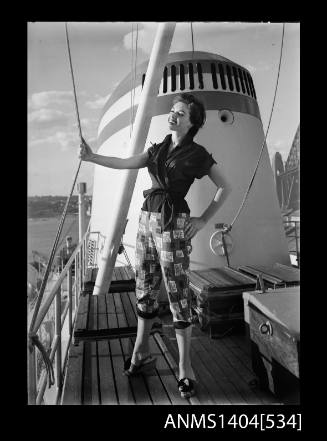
[28,21,300,196]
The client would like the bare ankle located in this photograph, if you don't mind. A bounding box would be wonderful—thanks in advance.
[179,364,194,381]
[132,351,150,365]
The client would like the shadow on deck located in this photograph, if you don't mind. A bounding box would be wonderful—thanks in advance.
[61,266,281,405]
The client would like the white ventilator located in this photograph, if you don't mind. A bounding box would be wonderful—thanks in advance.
[90,50,290,285]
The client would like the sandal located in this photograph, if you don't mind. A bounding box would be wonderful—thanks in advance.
[123,355,157,376]
[178,378,195,398]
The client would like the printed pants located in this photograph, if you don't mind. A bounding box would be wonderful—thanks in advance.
[135,210,193,328]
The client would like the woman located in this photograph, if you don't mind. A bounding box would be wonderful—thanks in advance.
[79,93,231,398]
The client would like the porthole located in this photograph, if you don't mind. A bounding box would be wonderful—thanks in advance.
[218,109,234,125]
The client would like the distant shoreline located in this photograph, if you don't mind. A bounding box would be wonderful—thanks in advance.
[28,195,91,220]
[28,214,77,221]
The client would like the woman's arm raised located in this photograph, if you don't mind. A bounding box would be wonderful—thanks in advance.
[79,138,149,170]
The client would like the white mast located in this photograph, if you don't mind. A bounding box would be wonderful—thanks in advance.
[93,22,176,296]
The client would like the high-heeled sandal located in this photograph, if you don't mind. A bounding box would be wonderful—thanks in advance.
[178,378,195,398]
[123,355,157,376]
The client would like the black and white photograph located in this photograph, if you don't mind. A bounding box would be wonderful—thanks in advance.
[27,21,300,421]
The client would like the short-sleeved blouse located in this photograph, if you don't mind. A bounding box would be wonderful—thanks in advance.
[142,133,217,229]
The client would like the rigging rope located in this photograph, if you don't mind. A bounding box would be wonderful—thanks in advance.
[229,23,285,229]
[65,22,83,140]
[28,22,85,388]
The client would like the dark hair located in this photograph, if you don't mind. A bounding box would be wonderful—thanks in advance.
[172,93,206,138]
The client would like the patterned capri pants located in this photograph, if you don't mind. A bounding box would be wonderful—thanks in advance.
[135,210,193,329]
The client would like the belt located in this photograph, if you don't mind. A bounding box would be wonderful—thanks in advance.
[143,188,182,230]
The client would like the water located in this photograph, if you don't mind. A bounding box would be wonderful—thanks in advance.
[27,215,80,263]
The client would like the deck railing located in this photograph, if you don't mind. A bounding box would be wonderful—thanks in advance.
[27,228,90,405]
[283,219,300,267]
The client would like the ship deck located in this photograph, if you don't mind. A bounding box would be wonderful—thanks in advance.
[61,266,281,405]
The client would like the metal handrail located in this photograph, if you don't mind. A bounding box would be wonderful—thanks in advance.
[31,227,88,333]
[283,219,300,267]
[28,225,90,405]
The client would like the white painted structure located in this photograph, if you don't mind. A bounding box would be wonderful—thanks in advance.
[89,51,290,281]
[92,23,176,295]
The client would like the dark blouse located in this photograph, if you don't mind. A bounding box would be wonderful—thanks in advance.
[142,133,217,229]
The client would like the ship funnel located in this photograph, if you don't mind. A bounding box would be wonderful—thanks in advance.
[90,50,290,271]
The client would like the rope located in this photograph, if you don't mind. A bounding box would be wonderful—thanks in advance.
[65,22,83,140]
[229,23,285,229]
[29,332,55,388]
[28,22,84,388]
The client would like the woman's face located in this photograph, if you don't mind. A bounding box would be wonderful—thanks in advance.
[168,101,193,135]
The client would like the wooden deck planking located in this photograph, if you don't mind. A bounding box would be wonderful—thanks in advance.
[62,266,283,405]
[125,338,154,405]
[194,327,279,404]
[224,334,252,360]
[113,292,150,404]
[141,338,172,405]
[74,294,89,332]
[61,343,84,405]
[215,334,273,404]
[195,334,249,404]
[97,294,118,404]
[148,337,189,405]
[123,293,189,405]
[191,336,247,405]
[83,295,99,405]
[164,326,226,404]
[152,332,201,405]
[193,327,262,404]
[196,334,254,404]
[116,293,153,404]
[114,290,173,405]
[120,291,138,328]
[161,319,280,405]
[114,278,193,405]
[97,340,118,404]
[191,344,231,405]
[105,291,135,404]
[116,273,191,404]
[162,324,228,404]
[159,326,212,405]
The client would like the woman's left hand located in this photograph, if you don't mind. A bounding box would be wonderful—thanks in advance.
[184,217,206,240]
